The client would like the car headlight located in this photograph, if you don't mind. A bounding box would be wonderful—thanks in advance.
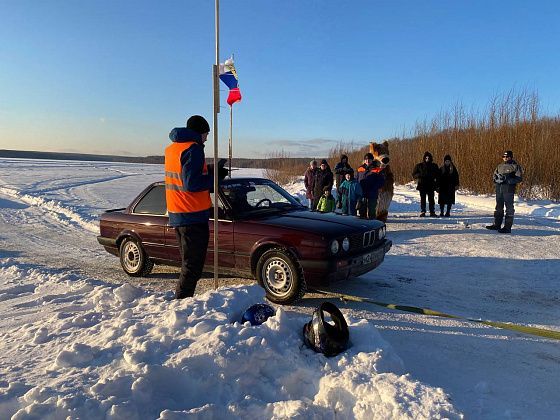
[378,226,386,239]
[342,237,350,251]
[330,239,339,254]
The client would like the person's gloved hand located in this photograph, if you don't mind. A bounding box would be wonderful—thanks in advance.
[208,159,229,180]
[493,173,506,184]
[217,158,229,180]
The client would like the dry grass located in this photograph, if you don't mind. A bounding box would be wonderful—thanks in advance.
[387,90,560,200]
[263,150,301,185]
[263,90,560,201]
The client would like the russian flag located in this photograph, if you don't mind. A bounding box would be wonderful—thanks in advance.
[219,57,242,106]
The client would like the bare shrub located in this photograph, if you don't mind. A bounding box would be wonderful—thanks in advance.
[385,90,560,200]
[328,141,368,171]
[263,150,302,185]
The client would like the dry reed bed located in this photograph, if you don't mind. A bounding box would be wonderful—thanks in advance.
[267,91,560,201]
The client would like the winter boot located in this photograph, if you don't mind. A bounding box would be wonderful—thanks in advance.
[486,214,503,230]
[420,212,426,217]
[445,205,451,217]
[498,216,513,233]
[429,212,438,217]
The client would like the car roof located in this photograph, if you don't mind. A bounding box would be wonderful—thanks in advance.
[152,177,271,187]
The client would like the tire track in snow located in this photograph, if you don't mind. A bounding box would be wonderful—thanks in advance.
[0,186,99,233]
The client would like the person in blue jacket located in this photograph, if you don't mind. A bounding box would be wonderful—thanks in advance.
[356,153,385,219]
[165,115,227,299]
[339,170,362,216]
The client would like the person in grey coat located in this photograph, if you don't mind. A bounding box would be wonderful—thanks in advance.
[486,150,523,233]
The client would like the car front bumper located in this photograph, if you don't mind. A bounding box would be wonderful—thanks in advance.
[300,239,392,285]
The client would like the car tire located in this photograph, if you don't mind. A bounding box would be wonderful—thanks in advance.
[119,237,154,277]
[256,248,306,304]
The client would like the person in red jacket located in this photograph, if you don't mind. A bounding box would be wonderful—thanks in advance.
[165,115,226,299]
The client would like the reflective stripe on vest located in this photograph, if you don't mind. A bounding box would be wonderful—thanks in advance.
[164,141,212,214]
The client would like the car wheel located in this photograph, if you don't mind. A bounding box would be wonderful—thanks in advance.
[256,248,306,304]
[119,237,154,277]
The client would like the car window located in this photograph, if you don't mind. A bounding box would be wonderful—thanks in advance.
[222,180,302,217]
[133,185,166,215]
[246,184,290,206]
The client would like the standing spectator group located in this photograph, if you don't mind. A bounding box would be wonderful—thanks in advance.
[412,151,461,217]
[303,153,385,220]
[302,148,523,234]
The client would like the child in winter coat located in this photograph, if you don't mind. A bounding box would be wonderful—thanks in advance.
[317,186,336,213]
[339,170,362,216]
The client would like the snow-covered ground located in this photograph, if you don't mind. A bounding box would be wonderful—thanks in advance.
[0,158,558,419]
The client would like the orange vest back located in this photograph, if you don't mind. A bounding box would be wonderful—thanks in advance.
[164,141,212,214]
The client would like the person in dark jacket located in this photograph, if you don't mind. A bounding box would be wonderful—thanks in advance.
[334,154,353,208]
[303,160,318,210]
[356,153,385,219]
[312,159,334,211]
[165,115,227,299]
[438,154,460,217]
[412,151,440,217]
[486,150,523,233]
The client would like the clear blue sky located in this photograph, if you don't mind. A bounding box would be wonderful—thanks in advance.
[1,1,559,158]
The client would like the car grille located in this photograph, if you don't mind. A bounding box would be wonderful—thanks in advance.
[349,229,377,251]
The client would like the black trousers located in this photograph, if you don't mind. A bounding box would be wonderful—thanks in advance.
[419,190,435,213]
[175,223,209,298]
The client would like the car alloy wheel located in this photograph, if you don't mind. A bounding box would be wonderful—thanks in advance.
[119,237,154,277]
[122,240,141,272]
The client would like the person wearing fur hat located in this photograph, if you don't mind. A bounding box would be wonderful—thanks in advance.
[438,155,460,217]
[412,151,440,217]
[303,160,318,210]
[312,159,334,211]
[334,154,353,209]
[165,115,227,299]
[486,150,523,233]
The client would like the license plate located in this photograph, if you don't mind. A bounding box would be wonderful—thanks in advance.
[362,251,375,265]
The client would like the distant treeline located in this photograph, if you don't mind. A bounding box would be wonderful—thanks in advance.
[273,91,559,201]
[0,149,315,170]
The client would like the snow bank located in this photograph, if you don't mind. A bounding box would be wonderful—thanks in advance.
[0,260,460,419]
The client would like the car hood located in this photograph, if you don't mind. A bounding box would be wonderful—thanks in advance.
[248,210,384,238]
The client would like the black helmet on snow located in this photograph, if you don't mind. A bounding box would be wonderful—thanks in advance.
[241,303,276,326]
[303,302,349,357]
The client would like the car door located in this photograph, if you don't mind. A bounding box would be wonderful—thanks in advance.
[129,184,168,260]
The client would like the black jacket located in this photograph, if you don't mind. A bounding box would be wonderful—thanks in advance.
[438,164,459,204]
[313,166,334,199]
[412,153,440,192]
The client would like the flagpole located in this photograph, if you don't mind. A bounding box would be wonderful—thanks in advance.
[229,105,232,178]
[213,0,220,290]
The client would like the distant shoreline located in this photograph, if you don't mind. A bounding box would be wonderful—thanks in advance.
[0,149,317,169]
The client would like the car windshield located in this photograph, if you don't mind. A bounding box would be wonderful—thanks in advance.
[221,179,304,217]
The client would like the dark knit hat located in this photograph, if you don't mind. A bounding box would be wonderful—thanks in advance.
[320,159,328,165]
[364,152,374,160]
[186,115,210,134]
[444,154,452,161]
[503,150,513,158]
